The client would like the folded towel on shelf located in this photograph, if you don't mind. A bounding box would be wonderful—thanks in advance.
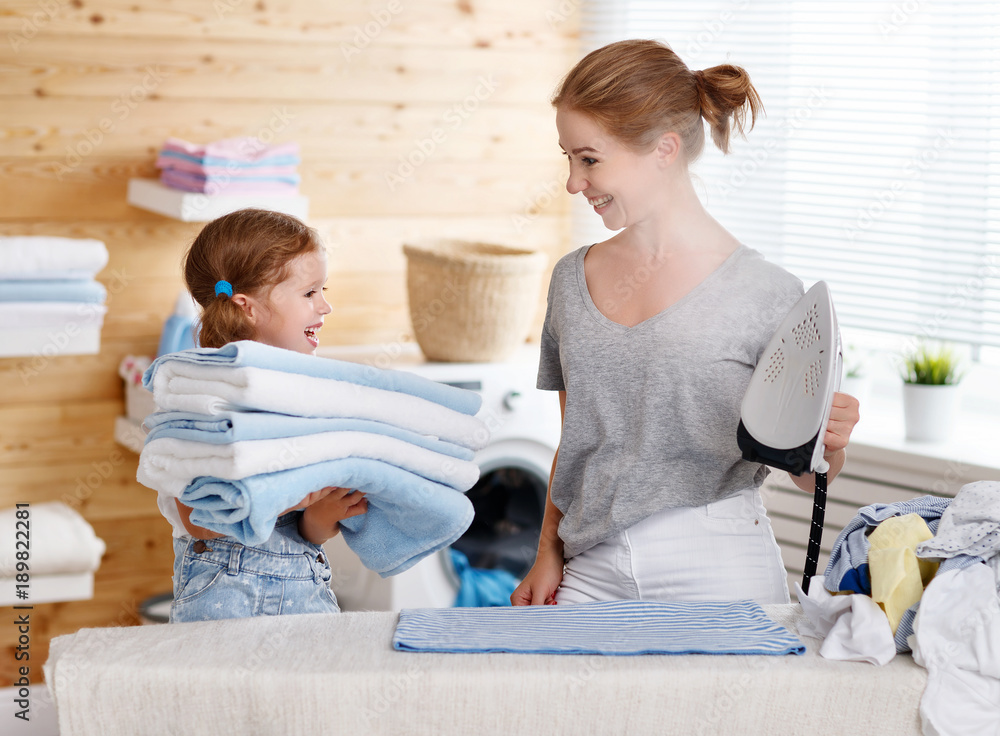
[143,341,481,417]
[0,502,106,577]
[156,159,299,177]
[0,279,107,303]
[159,169,300,187]
[0,237,108,279]
[155,154,300,176]
[159,136,300,166]
[159,170,301,195]
[139,430,481,497]
[392,599,806,655]
[0,301,107,327]
[146,364,486,450]
[142,410,474,461]
[181,457,474,576]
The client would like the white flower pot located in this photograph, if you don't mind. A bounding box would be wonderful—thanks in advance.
[902,383,960,442]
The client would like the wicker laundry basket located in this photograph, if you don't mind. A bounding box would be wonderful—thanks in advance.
[403,240,548,362]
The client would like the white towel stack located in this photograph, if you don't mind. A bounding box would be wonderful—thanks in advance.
[0,502,106,606]
[0,236,109,358]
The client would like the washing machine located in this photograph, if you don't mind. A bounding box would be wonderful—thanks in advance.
[316,342,562,611]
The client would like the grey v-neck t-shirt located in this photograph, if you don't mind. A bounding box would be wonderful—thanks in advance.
[537,244,804,558]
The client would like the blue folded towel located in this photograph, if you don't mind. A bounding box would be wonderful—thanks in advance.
[0,279,106,303]
[182,457,474,576]
[143,410,474,461]
[143,341,481,417]
[392,599,806,655]
[157,150,301,168]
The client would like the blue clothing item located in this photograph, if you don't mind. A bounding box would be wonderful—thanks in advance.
[449,549,518,607]
[169,512,338,623]
[0,279,106,303]
[182,457,474,577]
[142,340,482,418]
[392,599,805,655]
[142,410,474,462]
[824,496,953,595]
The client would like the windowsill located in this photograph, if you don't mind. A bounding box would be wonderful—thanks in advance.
[844,369,1000,475]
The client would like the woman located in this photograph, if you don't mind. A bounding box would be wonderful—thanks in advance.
[511,39,860,607]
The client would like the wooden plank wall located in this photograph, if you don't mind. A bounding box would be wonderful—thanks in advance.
[0,0,580,686]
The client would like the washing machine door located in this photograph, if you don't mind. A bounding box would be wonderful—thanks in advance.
[451,439,555,579]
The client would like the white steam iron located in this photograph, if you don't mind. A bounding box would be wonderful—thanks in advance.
[737,281,842,594]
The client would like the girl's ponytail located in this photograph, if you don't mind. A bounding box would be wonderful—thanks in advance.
[195,293,255,349]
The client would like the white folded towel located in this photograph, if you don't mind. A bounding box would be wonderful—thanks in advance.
[148,362,489,450]
[0,502,106,577]
[138,430,482,498]
[0,237,108,279]
[0,301,107,327]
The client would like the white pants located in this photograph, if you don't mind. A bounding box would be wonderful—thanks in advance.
[556,488,790,606]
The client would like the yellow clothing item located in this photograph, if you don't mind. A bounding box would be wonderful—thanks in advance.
[867,513,939,633]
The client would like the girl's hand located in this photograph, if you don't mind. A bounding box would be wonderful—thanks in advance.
[823,391,861,455]
[279,487,336,516]
[298,487,368,545]
[511,547,564,606]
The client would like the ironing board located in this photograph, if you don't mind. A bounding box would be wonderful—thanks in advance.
[45,604,924,735]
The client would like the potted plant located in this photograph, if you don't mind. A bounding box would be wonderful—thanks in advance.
[899,342,965,442]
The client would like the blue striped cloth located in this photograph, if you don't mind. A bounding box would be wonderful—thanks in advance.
[392,600,805,655]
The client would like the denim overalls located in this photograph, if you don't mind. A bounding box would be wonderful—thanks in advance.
[169,511,340,623]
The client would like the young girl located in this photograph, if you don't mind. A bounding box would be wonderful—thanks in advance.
[167,208,368,623]
[511,40,861,607]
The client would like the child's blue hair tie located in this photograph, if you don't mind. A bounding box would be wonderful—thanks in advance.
[215,280,233,298]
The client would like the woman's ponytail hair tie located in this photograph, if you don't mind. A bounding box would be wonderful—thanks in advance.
[214,280,233,298]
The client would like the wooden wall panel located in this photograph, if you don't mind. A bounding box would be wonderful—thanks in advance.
[0,0,579,688]
[6,36,567,104]
[0,99,559,160]
[1,0,577,48]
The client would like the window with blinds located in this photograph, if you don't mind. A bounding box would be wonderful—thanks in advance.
[573,1,1000,362]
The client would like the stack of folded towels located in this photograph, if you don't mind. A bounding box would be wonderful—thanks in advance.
[137,341,489,577]
[0,236,109,358]
[0,502,106,597]
[155,136,301,196]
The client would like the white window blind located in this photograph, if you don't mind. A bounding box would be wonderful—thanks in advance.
[574,1,1000,357]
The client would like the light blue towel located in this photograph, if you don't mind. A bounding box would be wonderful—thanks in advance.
[143,341,481,417]
[392,599,806,655]
[143,410,475,461]
[182,457,474,577]
[0,279,106,303]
